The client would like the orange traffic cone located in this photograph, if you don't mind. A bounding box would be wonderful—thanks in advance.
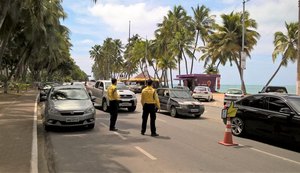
[219,117,238,146]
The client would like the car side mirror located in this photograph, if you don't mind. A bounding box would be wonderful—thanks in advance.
[279,107,294,115]
[91,96,96,102]
[40,95,47,102]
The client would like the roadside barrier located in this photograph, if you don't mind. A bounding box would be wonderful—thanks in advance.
[219,117,238,146]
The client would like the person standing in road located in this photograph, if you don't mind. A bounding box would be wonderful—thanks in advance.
[107,78,120,131]
[141,79,160,137]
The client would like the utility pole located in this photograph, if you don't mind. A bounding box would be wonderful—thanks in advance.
[297,0,300,95]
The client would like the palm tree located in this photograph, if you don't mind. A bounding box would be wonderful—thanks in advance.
[203,64,219,74]
[190,5,215,74]
[200,11,260,94]
[264,22,298,89]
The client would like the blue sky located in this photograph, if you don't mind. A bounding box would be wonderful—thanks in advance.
[61,0,297,85]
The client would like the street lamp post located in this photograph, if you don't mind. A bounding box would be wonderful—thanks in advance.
[241,0,249,70]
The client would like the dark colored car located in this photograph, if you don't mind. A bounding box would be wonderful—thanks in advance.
[259,86,288,94]
[222,93,300,144]
[157,88,205,118]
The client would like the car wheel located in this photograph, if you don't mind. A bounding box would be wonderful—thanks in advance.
[231,117,245,136]
[128,106,136,112]
[44,125,50,131]
[88,124,95,129]
[170,106,177,117]
[102,100,109,112]
[194,114,201,118]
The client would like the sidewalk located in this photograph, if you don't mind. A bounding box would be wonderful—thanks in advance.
[201,93,224,108]
[0,90,38,173]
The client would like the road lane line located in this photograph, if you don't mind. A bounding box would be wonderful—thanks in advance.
[100,122,108,128]
[251,148,300,165]
[30,94,38,173]
[114,132,127,140]
[135,146,157,160]
[157,118,166,123]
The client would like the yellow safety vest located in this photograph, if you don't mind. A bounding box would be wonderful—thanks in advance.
[141,86,160,109]
[108,84,120,101]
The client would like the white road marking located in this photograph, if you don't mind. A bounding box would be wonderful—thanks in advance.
[135,146,157,160]
[100,122,108,128]
[30,94,38,173]
[114,132,127,140]
[250,148,300,166]
[157,118,166,123]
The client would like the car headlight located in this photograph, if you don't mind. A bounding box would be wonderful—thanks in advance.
[132,94,137,98]
[85,106,95,114]
[48,108,59,115]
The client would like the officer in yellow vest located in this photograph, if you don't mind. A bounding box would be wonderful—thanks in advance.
[141,79,160,136]
[107,78,120,131]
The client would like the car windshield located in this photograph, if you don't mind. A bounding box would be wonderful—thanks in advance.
[227,89,243,94]
[117,83,129,90]
[287,97,300,113]
[194,87,206,91]
[170,90,192,99]
[50,88,89,100]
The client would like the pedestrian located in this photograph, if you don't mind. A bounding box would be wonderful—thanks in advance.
[107,78,120,131]
[141,79,160,137]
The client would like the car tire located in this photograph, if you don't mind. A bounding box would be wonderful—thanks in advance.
[128,106,136,112]
[102,99,109,112]
[170,106,177,117]
[44,125,50,131]
[231,117,245,137]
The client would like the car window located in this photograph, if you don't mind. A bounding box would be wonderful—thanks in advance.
[194,87,206,91]
[238,95,265,109]
[51,88,89,100]
[95,82,99,88]
[170,90,192,99]
[266,97,289,112]
[104,82,111,89]
[287,97,300,113]
[157,89,165,96]
[116,82,129,90]
[227,89,242,94]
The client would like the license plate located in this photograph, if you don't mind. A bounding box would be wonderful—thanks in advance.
[66,117,79,122]
[120,102,131,106]
[190,109,199,112]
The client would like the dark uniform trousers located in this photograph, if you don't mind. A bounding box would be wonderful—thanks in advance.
[141,103,156,134]
[109,100,119,130]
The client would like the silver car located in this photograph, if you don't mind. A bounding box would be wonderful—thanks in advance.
[192,86,213,102]
[41,85,96,130]
[224,88,244,105]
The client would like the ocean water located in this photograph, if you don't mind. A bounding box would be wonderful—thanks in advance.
[217,85,296,94]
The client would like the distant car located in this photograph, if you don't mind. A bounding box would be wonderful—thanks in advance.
[259,86,288,94]
[128,84,143,93]
[222,93,300,144]
[39,82,60,102]
[192,86,213,102]
[157,88,205,118]
[224,88,244,105]
[41,85,96,131]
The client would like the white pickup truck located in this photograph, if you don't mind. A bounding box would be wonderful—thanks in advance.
[86,80,137,112]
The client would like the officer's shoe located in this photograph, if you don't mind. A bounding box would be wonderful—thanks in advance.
[110,128,118,131]
[151,133,159,137]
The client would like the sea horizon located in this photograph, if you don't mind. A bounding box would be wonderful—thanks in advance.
[218,84,296,94]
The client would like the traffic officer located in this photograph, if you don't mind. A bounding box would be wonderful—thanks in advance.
[141,79,160,137]
[107,78,120,131]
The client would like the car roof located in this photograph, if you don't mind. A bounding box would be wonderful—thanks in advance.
[250,93,298,98]
[53,85,84,90]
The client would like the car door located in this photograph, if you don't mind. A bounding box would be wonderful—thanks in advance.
[265,96,300,142]
[157,89,168,110]
[241,95,272,136]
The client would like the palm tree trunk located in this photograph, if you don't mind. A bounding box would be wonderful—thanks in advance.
[182,50,189,74]
[190,31,200,74]
[178,55,181,85]
[297,0,300,95]
[169,68,173,88]
[234,59,247,94]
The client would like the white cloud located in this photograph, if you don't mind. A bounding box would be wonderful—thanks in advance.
[88,2,170,39]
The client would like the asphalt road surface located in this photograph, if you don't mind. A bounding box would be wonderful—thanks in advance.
[38,94,300,173]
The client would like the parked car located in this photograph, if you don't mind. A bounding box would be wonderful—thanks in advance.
[39,82,60,102]
[259,86,288,94]
[40,85,96,131]
[224,88,244,105]
[86,80,137,112]
[173,86,193,95]
[222,93,300,144]
[157,88,205,118]
[192,86,213,102]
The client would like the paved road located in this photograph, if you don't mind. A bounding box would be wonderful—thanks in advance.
[1,91,300,173]
[40,94,300,173]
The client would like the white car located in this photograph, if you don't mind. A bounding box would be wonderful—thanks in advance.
[86,80,137,112]
[224,88,244,105]
[192,86,213,102]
